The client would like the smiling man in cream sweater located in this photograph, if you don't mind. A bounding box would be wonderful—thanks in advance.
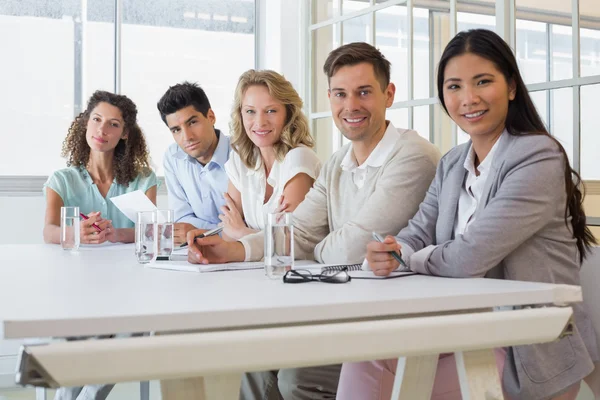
[186,42,441,400]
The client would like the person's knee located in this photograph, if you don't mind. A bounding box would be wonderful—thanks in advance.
[277,366,341,399]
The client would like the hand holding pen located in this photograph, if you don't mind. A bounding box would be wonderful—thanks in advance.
[80,212,103,233]
[179,226,224,248]
[368,232,410,276]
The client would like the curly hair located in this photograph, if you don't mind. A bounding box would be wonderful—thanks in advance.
[61,90,151,186]
[230,69,314,170]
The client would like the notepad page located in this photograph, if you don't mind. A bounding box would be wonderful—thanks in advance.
[147,261,263,273]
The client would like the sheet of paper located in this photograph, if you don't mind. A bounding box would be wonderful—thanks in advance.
[109,190,157,223]
[147,261,263,273]
[78,243,135,251]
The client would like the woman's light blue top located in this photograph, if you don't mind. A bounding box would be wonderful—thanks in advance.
[44,166,159,229]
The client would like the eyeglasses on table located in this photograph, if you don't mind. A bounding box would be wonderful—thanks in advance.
[283,267,351,284]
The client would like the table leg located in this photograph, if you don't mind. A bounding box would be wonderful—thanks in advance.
[391,355,438,400]
[455,349,503,400]
[160,373,242,400]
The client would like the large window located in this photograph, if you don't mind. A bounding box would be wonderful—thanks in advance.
[307,0,600,235]
[1,0,255,178]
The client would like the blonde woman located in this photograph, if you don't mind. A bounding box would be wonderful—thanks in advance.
[219,69,321,240]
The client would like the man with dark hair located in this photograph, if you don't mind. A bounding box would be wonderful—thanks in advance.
[186,43,441,399]
[157,82,230,245]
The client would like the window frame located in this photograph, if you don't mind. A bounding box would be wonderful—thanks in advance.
[305,0,600,196]
[0,0,260,195]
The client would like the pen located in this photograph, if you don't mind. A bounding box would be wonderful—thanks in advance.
[372,232,409,270]
[80,213,102,232]
[179,226,224,248]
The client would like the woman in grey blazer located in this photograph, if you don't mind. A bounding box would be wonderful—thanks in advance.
[337,29,598,400]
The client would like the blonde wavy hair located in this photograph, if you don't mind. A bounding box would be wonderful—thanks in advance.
[230,69,314,169]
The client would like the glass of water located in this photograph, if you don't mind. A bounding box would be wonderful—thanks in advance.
[264,212,294,279]
[157,209,174,259]
[135,211,158,264]
[60,206,80,251]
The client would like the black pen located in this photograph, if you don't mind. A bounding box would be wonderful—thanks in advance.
[372,232,409,270]
[179,226,224,248]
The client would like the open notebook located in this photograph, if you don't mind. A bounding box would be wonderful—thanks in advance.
[295,261,416,280]
[148,260,264,273]
[147,258,414,279]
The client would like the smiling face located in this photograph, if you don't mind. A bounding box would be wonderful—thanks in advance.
[85,102,126,153]
[328,62,395,144]
[442,52,516,141]
[165,105,217,165]
[241,84,287,151]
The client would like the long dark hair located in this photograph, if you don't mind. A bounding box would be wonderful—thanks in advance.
[62,90,151,186]
[437,29,596,262]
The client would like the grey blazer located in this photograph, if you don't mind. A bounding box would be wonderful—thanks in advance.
[396,132,599,399]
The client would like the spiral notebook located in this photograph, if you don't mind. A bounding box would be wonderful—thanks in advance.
[296,261,415,280]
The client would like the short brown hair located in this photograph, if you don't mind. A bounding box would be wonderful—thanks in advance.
[323,42,391,91]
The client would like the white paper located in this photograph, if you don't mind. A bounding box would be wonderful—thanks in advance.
[109,190,157,223]
[147,261,263,273]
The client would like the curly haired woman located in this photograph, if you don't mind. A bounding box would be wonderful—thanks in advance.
[43,90,158,245]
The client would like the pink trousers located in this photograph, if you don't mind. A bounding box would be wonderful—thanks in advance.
[336,349,581,400]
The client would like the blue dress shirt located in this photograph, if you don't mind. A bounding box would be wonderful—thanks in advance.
[163,129,230,229]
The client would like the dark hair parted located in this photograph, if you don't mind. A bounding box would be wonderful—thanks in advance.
[437,29,596,261]
[323,42,391,91]
[157,81,212,124]
[61,90,151,186]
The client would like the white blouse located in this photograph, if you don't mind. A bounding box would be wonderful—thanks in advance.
[224,146,322,230]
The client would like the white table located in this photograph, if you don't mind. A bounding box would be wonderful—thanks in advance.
[0,244,580,400]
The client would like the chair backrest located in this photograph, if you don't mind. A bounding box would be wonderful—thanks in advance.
[581,246,600,353]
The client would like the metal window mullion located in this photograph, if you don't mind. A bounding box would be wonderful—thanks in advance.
[428,9,435,143]
[254,0,261,69]
[546,24,552,135]
[370,7,376,45]
[303,0,311,121]
[114,0,122,94]
[572,0,581,173]
[449,0,457,147]
[79,0,88,114]
[337,0,343,150]
[407,0,414,129]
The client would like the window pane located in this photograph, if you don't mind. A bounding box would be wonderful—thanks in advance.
[413,8,431,100]
[312,24,338,113]
[581,84,600,179]
[413,105,431,141]
[313,0,338,24]
[551,24,573,80]
[0,0,113,175]
[342,13,371,44]
[457,12,495,32]
[516,19,548,85]
[84,0,115,100]
[314,118,339,162]
[121,0,255,175]
[580,27,600,78]
[430,8,452,100]
[343,0,370,16]
[529,90,548,127]
[387,108,409,130]
[529,89,573,164]
[432,103,454,154]
[376,5,408,101]
[549,87,573,164]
